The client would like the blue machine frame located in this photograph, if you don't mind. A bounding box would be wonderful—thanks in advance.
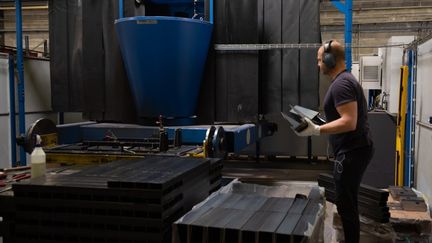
[57,123,256,154]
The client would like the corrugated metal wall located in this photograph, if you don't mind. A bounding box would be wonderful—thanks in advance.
[49,0,141,122]
[48,0,320,125]
[201,0,321,123]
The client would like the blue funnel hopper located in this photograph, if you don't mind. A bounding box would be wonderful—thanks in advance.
[115,16,213,125]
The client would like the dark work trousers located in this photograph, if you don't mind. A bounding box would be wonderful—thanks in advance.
[333,145,374,243]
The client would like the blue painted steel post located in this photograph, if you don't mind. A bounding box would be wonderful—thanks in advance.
[330,0,352,71]
[209,0,213,24]
[404,49,415,187]
[119,0,124,18]
[8,55,17,166]
[15,0,26,165]
[345,0,352,71]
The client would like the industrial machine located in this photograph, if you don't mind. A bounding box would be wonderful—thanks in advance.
[31,0,283,165]
[17,118,271,165]
[0,1,327,242]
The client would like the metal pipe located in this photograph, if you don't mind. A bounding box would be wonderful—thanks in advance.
[345,0,353,71]
[0,28,49,33]
[0,5,48,10]
[411,49,418,187]
[119,0,123,18]
[209,0,213,24]
[8,55,17,167]
[15,0,26,165]
[404,49,415,187]
[417,121,432,130]
[330,0,352,71]
[403,50,411,186]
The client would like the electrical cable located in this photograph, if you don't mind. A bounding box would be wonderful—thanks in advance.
[327,142,345,174]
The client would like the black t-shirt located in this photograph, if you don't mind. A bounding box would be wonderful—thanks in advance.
[323,70,372,155]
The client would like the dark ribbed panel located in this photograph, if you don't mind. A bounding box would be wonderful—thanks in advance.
[262,0,282,113]
[173,190,323,242]
[299,0,321,109]
[281,0,300,113]
[211,0,320,121]
[214,0,259,122]
[49,0,139,122]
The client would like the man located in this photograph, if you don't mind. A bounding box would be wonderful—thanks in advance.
[296,40,374,243]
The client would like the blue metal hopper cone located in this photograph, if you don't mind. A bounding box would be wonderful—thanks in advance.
[115,16,213,125]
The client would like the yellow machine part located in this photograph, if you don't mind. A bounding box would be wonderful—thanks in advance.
[46,146,207,164]
[395,66,408,186]
[40,133,58,149]
[46,153,143,165]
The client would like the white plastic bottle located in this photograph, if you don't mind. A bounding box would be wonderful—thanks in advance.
[31,134,46,178]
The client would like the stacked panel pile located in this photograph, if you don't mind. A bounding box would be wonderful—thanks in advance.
[173,188,324,243]
[0,191,15,242]
[10,157,222,243]
[388,186,428,212]
[318,173,390,223]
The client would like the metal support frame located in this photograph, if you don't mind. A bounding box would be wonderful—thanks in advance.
[330,0,352,71]
[15,0,26,165]
[209,0,213,24]
[9,55,17,166]
[117,0,212,22]
[404,49,415,187]
[119,0,123,18]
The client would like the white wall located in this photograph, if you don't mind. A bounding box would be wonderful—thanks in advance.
[23,58,52,112]
[0,56,12,168]
[0,56,56,168]
[415,39,432,204]
[0,55,84,168]
[382,36,415,114]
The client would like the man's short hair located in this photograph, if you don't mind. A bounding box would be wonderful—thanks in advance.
[330,41,345,63]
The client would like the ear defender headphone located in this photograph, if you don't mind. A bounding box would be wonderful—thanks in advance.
[323,40,336,69]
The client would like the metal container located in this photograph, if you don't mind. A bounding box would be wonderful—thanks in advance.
[115,16,213,122]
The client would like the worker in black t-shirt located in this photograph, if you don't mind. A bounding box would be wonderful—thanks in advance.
[296,40,374,243]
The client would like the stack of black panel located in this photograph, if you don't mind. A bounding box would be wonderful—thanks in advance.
[318,173,390,223]
[173,192,324,243]
[0,191,15,242]
[10,157,222,243]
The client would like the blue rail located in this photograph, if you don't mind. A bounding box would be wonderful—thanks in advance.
[15,0,26,165]
[330,0,352,71]
[119,0,124,18]
[404,49,415,187]
[8,55,17,166]
[209,0,213,24]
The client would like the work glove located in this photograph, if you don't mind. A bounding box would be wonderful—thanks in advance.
[296,117,320,136]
